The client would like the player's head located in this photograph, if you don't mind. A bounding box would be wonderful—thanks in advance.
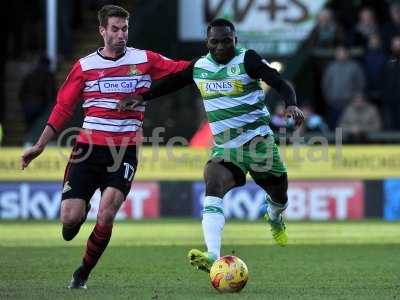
[98,5,130,54]
[206,19,237,64]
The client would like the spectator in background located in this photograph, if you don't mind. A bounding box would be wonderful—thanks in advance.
[18,57,56,130]
[309,8,346,118]
[352,7,380,49]
[322,45,366,129]
[382,2,400,54]
[380,36,400,130]
[309,8,345,49]
[338,93,381,142]
[363,34,387,102]
[299,103,329,135]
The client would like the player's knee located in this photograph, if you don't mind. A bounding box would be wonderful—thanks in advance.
[205,178,227,198]
[60,211,82,227]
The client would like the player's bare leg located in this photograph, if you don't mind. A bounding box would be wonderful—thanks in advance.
[189,161,235,272]
[61,199,90,241]
[255,173,289,246]
[68,187,124,289]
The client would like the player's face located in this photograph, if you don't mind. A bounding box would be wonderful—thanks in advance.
[206,26,236,64]
[100,17,129,54]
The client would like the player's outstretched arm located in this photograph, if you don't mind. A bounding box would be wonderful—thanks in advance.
[243,50,304,128]
[22,60,84,169]
[118,60,197,111]
[21,125,56,169]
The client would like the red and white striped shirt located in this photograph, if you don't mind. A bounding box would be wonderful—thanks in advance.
[47,47,189,145]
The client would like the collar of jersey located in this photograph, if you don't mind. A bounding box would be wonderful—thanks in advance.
[97,47,127,61]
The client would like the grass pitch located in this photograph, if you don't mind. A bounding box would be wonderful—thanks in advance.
[0,219,399,300]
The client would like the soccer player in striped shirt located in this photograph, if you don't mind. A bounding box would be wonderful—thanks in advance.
[118,18,304,273]
[21,5,188,288]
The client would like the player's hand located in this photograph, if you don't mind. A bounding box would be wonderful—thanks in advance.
[285,105,304,128]
[117,95,145,111]
[21,144,44,170]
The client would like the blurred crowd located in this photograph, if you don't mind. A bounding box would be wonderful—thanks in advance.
[3,0,400,146]
[269,1,400,142]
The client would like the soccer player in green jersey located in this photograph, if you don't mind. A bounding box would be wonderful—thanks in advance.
[118,19,304,272]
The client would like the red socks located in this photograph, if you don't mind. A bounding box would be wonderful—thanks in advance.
[79,223,113,279]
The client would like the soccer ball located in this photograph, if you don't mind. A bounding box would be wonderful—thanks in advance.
[209,255,249,293]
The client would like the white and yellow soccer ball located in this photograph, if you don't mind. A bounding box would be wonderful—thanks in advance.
[209,255,249,293]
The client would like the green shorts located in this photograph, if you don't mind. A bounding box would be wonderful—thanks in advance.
[209,135,287,186]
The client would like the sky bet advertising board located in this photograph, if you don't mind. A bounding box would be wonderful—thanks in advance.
[0,182,159,220]
[192,181,364,220]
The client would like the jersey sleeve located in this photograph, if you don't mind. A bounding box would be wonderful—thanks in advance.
[145,50,190,81]
[142,59,196,101]
[47,61,85,132]
[244,49,282,84]
[244,49,297,106]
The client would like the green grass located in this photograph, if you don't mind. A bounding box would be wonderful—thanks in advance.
[0,220,399,299]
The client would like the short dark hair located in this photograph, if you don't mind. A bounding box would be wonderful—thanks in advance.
[207,18,235,34]
[98,5,129,28]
